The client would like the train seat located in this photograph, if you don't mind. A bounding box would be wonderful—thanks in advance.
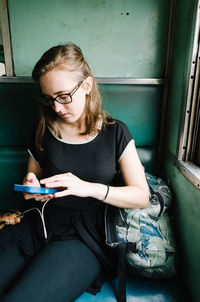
[76,274,184,302]
[0,81,186,301]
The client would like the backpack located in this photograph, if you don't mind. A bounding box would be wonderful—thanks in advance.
[104,172,176,302]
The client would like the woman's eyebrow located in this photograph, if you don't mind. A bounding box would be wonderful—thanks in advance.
[54,89,71,95]
[43,89,70,96]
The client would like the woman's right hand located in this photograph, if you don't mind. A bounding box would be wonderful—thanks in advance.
[23,172,41,200]
[23,172,53,202]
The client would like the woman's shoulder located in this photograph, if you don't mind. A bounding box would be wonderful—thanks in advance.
[114,119,128,128]
[105,118,130,132]
[102,118,132,141]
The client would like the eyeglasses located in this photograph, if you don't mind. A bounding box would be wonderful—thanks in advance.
[38,79,84,107]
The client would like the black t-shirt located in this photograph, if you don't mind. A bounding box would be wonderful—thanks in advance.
[29,119,133,211]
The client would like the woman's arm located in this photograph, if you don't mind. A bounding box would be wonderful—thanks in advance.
[92,140,149,208]
[40,141,150,209]
[26,155,44,178]
[23,156,49,201]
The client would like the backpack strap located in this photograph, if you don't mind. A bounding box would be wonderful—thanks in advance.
[117,242,138,302]
[149,184,165,218]
[117,243,127,302]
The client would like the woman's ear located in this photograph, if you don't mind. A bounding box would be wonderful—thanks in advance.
[82,76,93,94]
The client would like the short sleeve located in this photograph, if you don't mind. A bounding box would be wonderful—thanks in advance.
[115,120,134,161]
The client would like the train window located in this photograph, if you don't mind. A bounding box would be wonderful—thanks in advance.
[184,39,200,167]
[0,14,5,76]
[194,120,200,166]
[193,79,200,167]
[0,0,13,76]
[178,2,200,188]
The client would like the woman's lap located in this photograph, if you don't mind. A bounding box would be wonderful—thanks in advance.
[1,239,101,302]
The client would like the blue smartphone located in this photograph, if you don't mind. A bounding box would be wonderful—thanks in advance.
[14,184,60,194]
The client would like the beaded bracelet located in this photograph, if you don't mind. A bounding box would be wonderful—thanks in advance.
[102,184,110,202]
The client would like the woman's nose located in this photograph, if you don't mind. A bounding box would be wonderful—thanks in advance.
[53,100,65,112]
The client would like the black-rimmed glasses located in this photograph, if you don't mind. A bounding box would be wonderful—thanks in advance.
[38,79,84,107]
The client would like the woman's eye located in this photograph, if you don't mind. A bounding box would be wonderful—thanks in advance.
[58,94,68,101]
[57,95,72,103]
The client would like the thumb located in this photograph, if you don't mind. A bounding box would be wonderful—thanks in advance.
[25,172,37,184]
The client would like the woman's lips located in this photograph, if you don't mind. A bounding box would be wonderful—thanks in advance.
[61,113,70,117]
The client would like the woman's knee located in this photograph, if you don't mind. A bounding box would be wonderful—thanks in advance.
[39,239,101,275]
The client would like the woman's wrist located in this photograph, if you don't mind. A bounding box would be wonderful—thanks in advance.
[102,184,109,202]
[90,183,109,202]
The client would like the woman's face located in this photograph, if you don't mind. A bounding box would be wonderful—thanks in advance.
[39,67,92,127]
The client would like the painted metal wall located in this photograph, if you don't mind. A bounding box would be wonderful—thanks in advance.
[7,0,171,77]
[163,0,200,301]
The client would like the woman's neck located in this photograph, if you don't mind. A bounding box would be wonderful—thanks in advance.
[53,116,102,143]
[55,118,84,141]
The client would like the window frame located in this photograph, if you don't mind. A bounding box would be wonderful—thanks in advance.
[177,0,200,189]
[0,0,14,76]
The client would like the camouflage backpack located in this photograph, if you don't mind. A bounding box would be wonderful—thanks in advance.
[105,172,176,302]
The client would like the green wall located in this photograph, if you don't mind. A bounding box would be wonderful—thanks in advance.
[163,0,200,301]
[8,0,171,77]
[164,160,200,302]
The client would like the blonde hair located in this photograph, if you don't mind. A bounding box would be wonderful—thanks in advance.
[32,43,112,150]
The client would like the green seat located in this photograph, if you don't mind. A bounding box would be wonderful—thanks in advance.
[75,275,185,302]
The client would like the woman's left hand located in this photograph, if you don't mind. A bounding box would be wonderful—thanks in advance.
[40,173,92,198]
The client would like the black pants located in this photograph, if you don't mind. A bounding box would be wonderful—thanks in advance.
[0,239,101,302]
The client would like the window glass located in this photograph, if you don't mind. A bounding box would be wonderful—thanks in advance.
[194,96,200,167]
[0,15,5,76]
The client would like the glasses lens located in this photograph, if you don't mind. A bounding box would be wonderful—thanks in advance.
[56,94,71,104]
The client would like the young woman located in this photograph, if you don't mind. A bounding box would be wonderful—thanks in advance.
[0,43,149,302]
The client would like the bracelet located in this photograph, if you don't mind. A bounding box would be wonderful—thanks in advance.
[102,184,109,202]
